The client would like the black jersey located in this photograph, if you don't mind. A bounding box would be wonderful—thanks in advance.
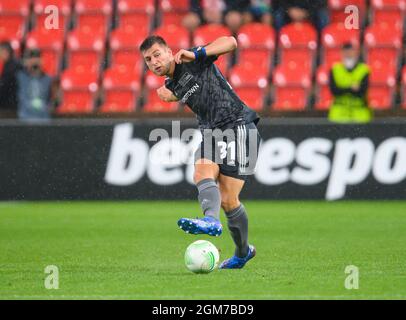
[165,48,259,130]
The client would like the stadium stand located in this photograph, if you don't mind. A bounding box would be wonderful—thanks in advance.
[0,0,405,116]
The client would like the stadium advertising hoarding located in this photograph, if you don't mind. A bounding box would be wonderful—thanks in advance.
[0,119,405,201]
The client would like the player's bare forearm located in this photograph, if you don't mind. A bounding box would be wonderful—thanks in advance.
[174,36,237,64]
[204,36,238,57]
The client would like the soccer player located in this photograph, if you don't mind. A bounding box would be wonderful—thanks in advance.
[140,35,261,269]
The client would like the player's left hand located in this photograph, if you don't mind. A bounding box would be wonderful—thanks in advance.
[174,49,195,64]
[157,86,177,102]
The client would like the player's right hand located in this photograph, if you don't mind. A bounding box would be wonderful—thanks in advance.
[174,49,195,64]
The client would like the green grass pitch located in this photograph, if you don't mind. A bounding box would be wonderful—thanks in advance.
[0,201,405,300]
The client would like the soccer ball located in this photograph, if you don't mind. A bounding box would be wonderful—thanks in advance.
[184,240,220,273]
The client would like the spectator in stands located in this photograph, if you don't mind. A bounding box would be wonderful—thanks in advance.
[249,0,272,25]
[0,41,21,116]
[272,0,329,31]
[183,0,271,33]
[328,43,372,123]
[16,49,54,120]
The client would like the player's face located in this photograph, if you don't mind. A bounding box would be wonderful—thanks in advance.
[142,43,173,76]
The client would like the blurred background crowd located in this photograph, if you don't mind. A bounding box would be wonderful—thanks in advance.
[0,0,404,121]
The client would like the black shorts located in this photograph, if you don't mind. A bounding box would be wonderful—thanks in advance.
[194,122,262,181]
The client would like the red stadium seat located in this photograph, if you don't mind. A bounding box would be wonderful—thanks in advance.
[160,12,188,26]
[100,91,137,113]
[0,15,26,52]
[323,49,343,68]
[279,23,317,68]
[75,0,113,15]
[273,62,312,88]
[401,66,406,109]
[328,0,367,24]
[234,88,265,111]
[364,22,402,49]
[368,58,397,87]
[0,0,31,16]
[315,66,333,110]
[40,50,62,76]
[159,0,188,25]
[194,24,231,46]
[118,13,152,33]
[76,14,110,37]
[67,28,105,71]
[371,0,406,9]
[237,23,275,50]
[364,23,401,101]
[237,23,275,74]
[103,65,141,92]
[145,71,165,89]
[100,60,141,113]
[160,0,189,11]
[280,49,314,71]
[315,85,333,110]
[61,67,99,91]
[364,22,402,67]
[272,87,309,111]
[365,23,397,112]
[322,23,360,49]
[117,0,155,14]
[272,61,312,111]
[143,90,179,112]
[371,0,406,28]
[68,51,100,74]
[279,23,317,50]
[26,27,65,51]
[229,62,268,89]
[59,63,98,113]
[229,62,268,111]
[111,50,143,70]
[368,86,394,110]
[154,25,190,49]
[110,25,146,71]
[110,24,148,50]
[33,0,72,16]
[366,49,399,70]
[238,50,271,74]
[58,91,95,114]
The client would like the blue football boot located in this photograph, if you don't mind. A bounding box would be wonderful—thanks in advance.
[219,245,256,269]
[177,216,223,236]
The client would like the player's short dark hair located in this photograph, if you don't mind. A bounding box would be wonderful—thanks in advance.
[140,35,168,52]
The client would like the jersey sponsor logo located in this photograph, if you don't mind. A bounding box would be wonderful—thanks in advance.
[178,72,193,87]
[181,84,200,103]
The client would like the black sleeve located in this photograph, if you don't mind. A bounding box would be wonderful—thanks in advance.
[329,70,352,96]
[0,64,15,93]
[351,74,369,97]
[0,61,19,106]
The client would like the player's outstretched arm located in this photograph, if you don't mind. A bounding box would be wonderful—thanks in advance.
[174,36,237,64]
[204,36,238,57]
